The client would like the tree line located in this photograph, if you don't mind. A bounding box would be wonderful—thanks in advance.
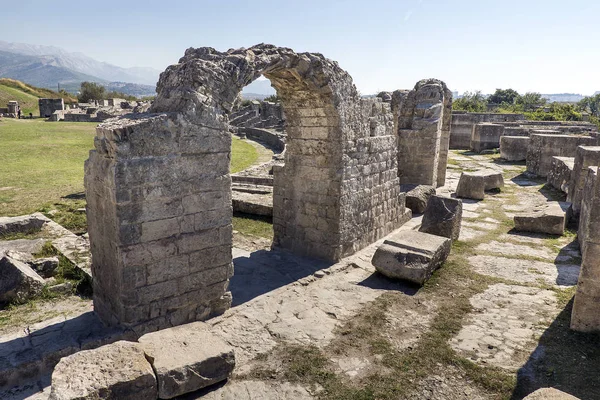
[453,88,600,127]
[77,82,138,103]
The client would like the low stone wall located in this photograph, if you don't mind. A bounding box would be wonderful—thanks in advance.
[547,156,574,194]
[500,136,529,161]
[568,146,600,217]
[240,127,285,152]
[572,166,600,332]
[63,113,97,122]
[449,112,525,149]
[470,123,505,152]
[526,134,599,177]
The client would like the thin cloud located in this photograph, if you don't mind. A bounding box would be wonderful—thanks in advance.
[404,10,413,21]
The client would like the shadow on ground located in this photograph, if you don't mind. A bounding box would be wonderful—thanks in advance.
[230,248,331,307]
[512,299,600,399]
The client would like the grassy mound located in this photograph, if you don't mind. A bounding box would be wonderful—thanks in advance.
[0,78,76,115]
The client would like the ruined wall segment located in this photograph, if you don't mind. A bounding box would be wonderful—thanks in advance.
[86,44,405,332]
[394,79,452,188]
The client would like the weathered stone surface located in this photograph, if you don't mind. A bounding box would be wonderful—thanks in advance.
[514,202,567,235]
[0,214,46,236]
[30,256,60,278]
[0,255,44,304]
[477,170,504,191]
[371,230,451,285]
[567,146,600,216]
[500,136,529,161]
[402,184,436,214]
[523,388,580,399]
[232,190,272,216]
[0,238,46,255]
[49,341,157,400]
[395,79,452,187]
[456,172,485,200]
[138,321,235,399]
[419,195,462,241]
[471,123,505,153]
[199,381,313,400]
[526,133,599,177]
[547,156,574,194]
[47,282,73,295]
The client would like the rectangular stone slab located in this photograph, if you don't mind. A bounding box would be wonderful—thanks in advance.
[514,202,567,235]
[138,321,235,399]
[371,230,451,285]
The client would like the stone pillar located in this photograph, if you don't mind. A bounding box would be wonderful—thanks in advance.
[395,79,452,188]
[470,123,505,153]
[572,165,600,332]
[85,114,233,334]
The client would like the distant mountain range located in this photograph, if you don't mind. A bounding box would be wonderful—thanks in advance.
[0,41,160,97]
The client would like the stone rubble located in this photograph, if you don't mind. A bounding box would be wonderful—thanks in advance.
[514,202,567,236]
[419,195,463,240]
[0,255,45,304]
[402,184,436,214]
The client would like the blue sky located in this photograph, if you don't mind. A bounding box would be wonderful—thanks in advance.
[2,0,599,94]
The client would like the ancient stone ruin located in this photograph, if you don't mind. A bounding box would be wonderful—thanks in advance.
[0,100,20,117]
[38,98,64,118]
[85,44,422,333]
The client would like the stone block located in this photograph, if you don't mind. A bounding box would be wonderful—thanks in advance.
[514,202,567,235]
[547,156,574,194]
[0,255,45,304]
[30,256,60,278]
[419,195,462,241]
[0,214,46,236]
[138,321,235,399]
[401,184,436,214]
[527,134,599,177]
[455,172,485,200]
[471,123,505,153]
[500,136,530,161]
[48,341,157,400]
[477,170,504,191]
[567,146,600,216]
[371,230,451,285]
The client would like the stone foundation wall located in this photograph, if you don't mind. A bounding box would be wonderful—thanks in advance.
[572,166,600,332]
[568,146,600,216]
[526,134,599,177]
[449,112,525,149]
[240,127,285,151]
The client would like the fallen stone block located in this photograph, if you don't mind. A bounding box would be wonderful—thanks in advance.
[456,172,485,200]
[139,321,235,399]
[478,170,504,191]
[419,195,462,241]
[401,184,436,214]
[0,255,45,304]
[371,230,451,285]
[523,387,579,399]
[47,282,73,295]
[514,202,567,235]
[0,214,46,237]
[0,238,46,256]
[500,136,530,161]
[49,341,157,400]
[232,190,273,216]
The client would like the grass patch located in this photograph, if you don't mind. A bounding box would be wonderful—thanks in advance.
[231,136,259,173]
[232,212,273,239]
[0,118,96,216]
[39,199,87,234]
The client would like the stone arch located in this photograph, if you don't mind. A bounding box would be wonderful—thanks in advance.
[85,44,407,333]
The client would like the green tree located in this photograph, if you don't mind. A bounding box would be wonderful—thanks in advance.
[264,94,279,103]
[516,92,546,111]
[488,88,521,105]
[78,82,105,103]
[452,91,487,112]
[578,94,600,117]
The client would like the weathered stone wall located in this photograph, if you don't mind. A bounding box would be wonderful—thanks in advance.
[449,112,525,149]
[526,133,599,177]
[85,44,406,332]
[39,98,64,118]
[394,79,452,187]
[572,166,600,332]
[567,146,600,216]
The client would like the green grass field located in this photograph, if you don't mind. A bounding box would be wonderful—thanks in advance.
[0,119,260,225]
[0,78,77,116]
